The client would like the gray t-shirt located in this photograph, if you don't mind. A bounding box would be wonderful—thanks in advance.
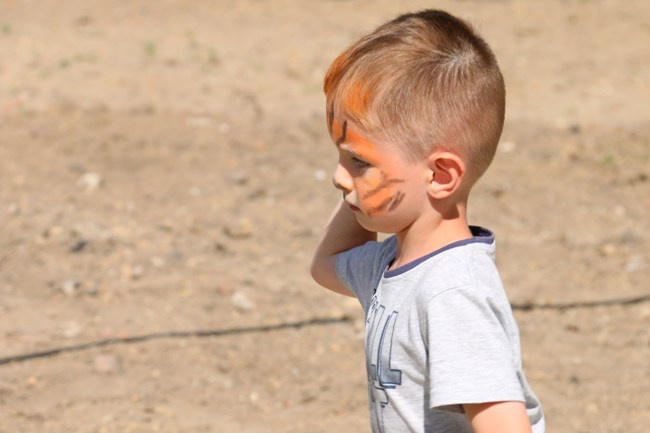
[336,227,544,433]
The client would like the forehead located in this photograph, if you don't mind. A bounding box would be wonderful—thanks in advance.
[329,116,414,168]
[330,117,374,149]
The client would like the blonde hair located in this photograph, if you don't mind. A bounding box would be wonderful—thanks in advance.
[324,10,505,183]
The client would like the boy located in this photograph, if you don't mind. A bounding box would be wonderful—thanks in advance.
[310,10,544,433]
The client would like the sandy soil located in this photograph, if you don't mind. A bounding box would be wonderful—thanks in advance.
[0,1,648,432]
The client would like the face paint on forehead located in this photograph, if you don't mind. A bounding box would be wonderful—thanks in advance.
[329,111,375,159]
[327,103,335,135]
[327,107,348,148]
[336,120,348,147]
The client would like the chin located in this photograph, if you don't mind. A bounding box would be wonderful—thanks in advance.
[356,214,400,235]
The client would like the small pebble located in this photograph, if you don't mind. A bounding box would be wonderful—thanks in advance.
[93,353,121,375]
[230,170,249,185]
[231,291,255,312]
[625,255,646,273]
[132,265,144,278]
[223,219,253,239]
[122,265,145,280]
[7,203,20,215]
[63,321,82,338]
[598,243,616,257]
[151,256,166,268]
[69,239,88,253]
[568,123,582,134]
[77,172,102,192]
[216,284,234,296]
[61,279,80,296]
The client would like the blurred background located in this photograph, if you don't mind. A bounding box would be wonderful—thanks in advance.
[0,0,648,432]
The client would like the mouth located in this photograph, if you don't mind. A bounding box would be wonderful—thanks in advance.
[342,192,361,212]
[347,202,361,212]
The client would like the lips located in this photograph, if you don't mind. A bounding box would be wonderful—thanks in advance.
[343,193,360,212]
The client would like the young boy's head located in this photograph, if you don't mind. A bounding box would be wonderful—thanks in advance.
[324,10,505,186]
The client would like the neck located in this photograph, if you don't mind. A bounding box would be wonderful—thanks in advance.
[390,207,472,270]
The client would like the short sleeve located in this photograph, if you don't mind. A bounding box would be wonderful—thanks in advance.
[335,237,397,310]
[426,285,524,409]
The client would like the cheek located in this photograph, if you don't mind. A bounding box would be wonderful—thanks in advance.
[357,168,398,214]
[362,168,384,190]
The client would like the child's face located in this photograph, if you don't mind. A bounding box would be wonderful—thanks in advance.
[329,115,429,234]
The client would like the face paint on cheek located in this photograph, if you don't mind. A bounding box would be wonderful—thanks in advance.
[327,118,407,217]
[387,191,405,211]
[366,189,397,216]
[359,170,406,216]
[363,168,384,190]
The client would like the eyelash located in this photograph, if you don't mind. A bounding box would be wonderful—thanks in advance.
[352,156,371,169]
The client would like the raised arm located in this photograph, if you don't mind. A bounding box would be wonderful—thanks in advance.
[310,200,377,296]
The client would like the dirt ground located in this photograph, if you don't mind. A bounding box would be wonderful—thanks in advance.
[0,0,648,432]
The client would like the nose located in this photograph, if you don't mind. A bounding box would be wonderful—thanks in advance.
[332,163,352,193]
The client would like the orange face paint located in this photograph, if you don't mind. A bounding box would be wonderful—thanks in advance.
[330,116,407,221]
[364,167,384,190]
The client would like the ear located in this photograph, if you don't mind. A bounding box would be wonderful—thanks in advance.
[426,152,466,199]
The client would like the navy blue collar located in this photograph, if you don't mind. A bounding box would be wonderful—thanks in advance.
[383,226,494,278]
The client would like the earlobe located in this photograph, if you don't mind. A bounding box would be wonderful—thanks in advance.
[427,152,465,199]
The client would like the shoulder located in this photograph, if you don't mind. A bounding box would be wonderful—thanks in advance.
[417,249,517,344]
[406,241,511,322]
[335,236,397,303]
[336,235,397,269]
[409,242,498,297]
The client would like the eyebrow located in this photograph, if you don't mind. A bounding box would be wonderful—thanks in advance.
[342,147,365,160]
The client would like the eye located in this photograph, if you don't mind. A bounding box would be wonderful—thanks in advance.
[352,156,371,169]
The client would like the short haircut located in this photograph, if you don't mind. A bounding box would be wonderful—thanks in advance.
[324,9,506,183]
